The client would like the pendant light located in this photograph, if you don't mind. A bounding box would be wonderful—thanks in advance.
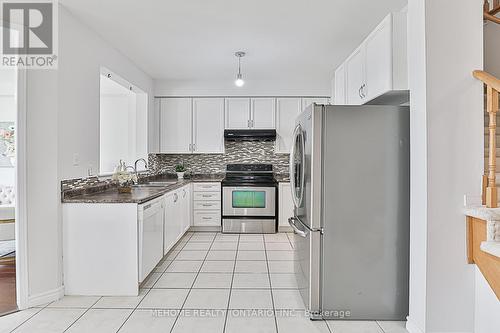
[234,51,246,87]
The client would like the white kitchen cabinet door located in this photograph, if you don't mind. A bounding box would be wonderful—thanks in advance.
[149,98,161,153]
[180,185,191,232]
[334,64,347,105]
[225,98,250,129]
[345,46,366,105]
[164,192,178,255]
[365,14,393,101]
[251,98,275,129]
[301,98,328,111]
[275,98,302,154]
[159,98,192,153]
[192,98,225,153]
[279,183,294,228]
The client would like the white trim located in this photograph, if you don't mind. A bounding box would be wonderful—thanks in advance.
[27,286,64,308]
[406,316,425,333]
[15,66,29,310]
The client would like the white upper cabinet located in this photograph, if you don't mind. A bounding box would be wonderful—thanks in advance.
[301,98,329,111]
[225,97,275,129]
[275,98,302,154]
[251,98,275,129]
[334,63,347,105]
[346,46,366,105]
[159,98,192,153]
[225,98,251,129]
[332,9,408,105]
[365,14,393,101]
[192,98,225,153]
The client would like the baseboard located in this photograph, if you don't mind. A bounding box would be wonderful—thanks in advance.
[406,316,424,333]
[27,286,64,308]
[189,226,221,232]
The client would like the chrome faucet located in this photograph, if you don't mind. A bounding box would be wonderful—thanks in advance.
[134,158,149,179]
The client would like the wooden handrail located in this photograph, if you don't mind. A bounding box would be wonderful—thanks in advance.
[474,70,500,207]
[473,70,500,92]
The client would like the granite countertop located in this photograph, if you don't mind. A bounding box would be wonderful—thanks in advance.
[62,174,224,204]
[275,174,290,182]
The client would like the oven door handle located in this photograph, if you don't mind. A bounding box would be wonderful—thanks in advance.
[288,217,309,238]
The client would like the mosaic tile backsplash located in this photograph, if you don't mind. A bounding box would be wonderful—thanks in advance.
[149,140,290,175]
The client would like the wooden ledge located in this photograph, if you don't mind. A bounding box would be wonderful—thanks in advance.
[467,216,500,299]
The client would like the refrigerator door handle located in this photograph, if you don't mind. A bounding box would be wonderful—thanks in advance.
[288,217,309,238]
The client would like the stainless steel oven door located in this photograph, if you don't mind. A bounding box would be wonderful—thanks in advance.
[222,186,276,216]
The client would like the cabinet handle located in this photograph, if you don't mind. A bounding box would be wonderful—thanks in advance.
[202,204,213,207]
[202,217,212,220]
[193,144,196,151]
[361,84,367,98]
[358,86,363,99]
[174,193,178,202]
[202,194,212,198]
[183,189,187,198]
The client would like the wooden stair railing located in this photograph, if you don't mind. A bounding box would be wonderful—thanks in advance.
[484,0,500,24]
[474,70,500,207]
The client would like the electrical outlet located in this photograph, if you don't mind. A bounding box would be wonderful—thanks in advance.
[72,153,80,166]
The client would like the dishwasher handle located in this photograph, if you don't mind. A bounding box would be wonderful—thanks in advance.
[288,217,309,238]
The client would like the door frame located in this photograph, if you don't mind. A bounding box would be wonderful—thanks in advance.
[15,66,28,310]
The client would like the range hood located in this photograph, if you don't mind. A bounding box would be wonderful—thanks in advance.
[224,129,276,142]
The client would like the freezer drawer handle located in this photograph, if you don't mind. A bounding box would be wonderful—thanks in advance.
[288,217,308,238]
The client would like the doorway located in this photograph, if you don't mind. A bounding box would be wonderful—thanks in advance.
[0,66,18,315]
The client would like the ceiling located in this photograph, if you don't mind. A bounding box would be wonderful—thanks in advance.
[60,0,407,82]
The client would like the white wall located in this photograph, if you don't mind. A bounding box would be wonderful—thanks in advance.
[22,4,154,304]
[407,0,483,332]
[154,78,331,97]
[99,93,134,173]
[474,267,500,333]
[58,5,154,180]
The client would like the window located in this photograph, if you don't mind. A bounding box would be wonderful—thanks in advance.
[99,69,148,174]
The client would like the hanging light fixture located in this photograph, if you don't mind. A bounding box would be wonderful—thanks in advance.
[234,51,246,87]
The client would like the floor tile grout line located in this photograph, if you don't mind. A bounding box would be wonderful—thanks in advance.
[114,284,155,332]
[222,232,239,333]
[61,296,103,333]
[7,306,45,333]
[263,236,279,333]
[170,231,218,333]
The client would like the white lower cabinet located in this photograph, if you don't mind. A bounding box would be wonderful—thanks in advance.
[193,182,222,227]
[279,182,294,229]
[164,184,192,255]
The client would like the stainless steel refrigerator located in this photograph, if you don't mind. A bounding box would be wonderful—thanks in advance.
[288,104,409,320]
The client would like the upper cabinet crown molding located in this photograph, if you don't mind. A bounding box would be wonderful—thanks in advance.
[333,9,408,105]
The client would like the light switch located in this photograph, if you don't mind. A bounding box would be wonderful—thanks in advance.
[73,153,80,166]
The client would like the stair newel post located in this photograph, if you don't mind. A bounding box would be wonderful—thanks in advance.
[486,85,499,208]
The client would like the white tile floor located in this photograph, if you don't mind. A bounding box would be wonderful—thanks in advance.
[0,232,409,333]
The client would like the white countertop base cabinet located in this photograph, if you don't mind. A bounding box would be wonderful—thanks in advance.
[63,203,140,296]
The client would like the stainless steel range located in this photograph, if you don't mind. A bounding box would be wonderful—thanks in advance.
[221,164,278,234]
